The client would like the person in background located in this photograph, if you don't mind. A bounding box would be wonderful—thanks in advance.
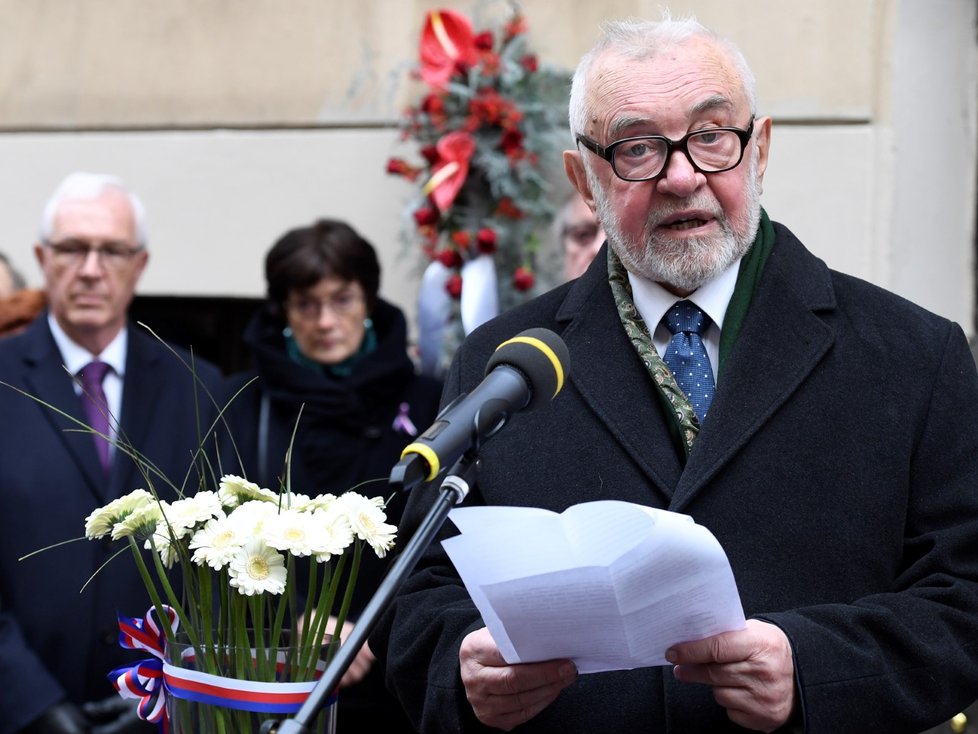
[0,252,27,297]
[371,15,978,733]
[0,252,46,338]
[214,218,442,733]
[558,190,605,281]
[0,172,222,734]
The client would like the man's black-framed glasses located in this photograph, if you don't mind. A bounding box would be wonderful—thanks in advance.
[576,117,755,182]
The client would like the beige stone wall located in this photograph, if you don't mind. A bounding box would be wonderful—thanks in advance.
[0,0,878,128]
[0,0,974,338]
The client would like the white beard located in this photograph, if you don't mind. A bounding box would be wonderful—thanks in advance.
[590,149,762,292]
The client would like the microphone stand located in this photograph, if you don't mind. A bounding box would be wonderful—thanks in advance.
[274,453,478,734]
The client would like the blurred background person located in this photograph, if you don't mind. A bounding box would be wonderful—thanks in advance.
[559,190,605,281]
[0,252,46,338]
[0,172,221,734]
[214,217,442,733]
[0,252,27,296]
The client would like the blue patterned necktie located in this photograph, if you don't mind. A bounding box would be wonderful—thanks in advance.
[662,301,715,423]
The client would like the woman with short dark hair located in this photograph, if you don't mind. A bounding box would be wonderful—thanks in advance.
[216,218,441,733]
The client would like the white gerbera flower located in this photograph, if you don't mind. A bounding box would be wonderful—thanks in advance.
[303,493,338,513]
[228,540,286,596]
[264,509,317,557]
[111,502,163,540]
[143,518,183,568]
[309,508,355,562]
[84,488,154,539]
[218,475,276,508]
[227,500,277,537]
[189,514,243,570]
[335,493,397,557]
[163,491,223,534]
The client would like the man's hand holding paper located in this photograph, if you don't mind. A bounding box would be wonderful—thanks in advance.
[442,500,747,673]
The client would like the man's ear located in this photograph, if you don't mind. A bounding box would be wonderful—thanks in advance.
[753,115,773,190]
[563,150,597,214]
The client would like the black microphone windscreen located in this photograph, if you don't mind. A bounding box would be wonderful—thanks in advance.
[484,328,569,410]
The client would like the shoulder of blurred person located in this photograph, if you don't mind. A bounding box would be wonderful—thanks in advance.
[0,288,46,339]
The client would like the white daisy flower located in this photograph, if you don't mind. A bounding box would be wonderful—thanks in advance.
[84,488,154,539]
[264,509,317,557]
[111,502,163,541]
[335,493,397,557]
[218,475,276,508]
[162,491,223,534]
[309,508,355,562]
[227,500,277,538]
[189,514,243,570]
[228,540,287,596]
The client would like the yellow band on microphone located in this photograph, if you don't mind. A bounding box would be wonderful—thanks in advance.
[496,335,565,398]
[400,442,441,482]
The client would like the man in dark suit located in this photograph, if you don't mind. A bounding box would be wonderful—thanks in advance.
[0,172,221,734]
[371,16,978,734]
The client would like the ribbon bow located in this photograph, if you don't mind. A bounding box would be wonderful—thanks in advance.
[107,605,179,730]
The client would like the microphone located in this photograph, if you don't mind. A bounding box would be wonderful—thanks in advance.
[390,327,569,490]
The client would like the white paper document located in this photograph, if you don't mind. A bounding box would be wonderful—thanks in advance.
[443,500,745,674]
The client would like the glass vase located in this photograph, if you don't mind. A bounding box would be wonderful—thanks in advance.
[163,631,339,734]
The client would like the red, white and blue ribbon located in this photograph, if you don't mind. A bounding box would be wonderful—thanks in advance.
[107,606,178,731]
[163,652,335,714]
[107,606,337,726]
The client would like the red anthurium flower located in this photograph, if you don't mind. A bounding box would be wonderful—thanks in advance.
[445,273,463,299]
[422,131,476,212]
[476,227,497,254]
[420,9,478,88]
[512,266,535,292]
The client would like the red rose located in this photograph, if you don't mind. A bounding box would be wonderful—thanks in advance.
[436,249,463,269]
[520,54,538,73]
[413,206,439,226]
[420,144,439,164]
[513,266,535,292]
[476,227,497,254]
[446,273,463,299]
[451,230,471,248]
[474,31,494,51]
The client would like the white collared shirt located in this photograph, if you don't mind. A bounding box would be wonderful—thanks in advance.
[48,314,128,446]
[627,260,741,381]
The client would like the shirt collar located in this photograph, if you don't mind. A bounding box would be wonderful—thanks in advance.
[47,313,128,377]
[627,259,741,332]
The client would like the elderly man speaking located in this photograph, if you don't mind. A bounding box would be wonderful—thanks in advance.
[371,14,978,734]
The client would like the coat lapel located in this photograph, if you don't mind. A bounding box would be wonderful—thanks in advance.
[19,321,107,502]
[669,228,838,512]
[557,254,685,503]
[113,327,165,498]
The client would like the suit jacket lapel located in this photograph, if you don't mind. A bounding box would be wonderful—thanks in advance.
[557,254,684,504]
[670,228,838,512]
[19,321,107,501]
[113,327,164,498]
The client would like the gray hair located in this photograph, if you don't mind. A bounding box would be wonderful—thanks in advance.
[38,171,148,247]
[568,15,757,142]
